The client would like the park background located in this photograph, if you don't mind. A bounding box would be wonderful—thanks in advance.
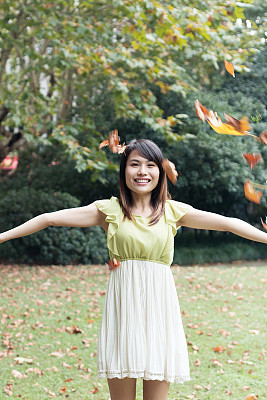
[0,0,267,266]
[0,2,267,399]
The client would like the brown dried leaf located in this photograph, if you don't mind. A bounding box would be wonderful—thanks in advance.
[162,158,178,184]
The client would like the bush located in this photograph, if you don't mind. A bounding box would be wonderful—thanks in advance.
[173,231,267,265]
[0,188,108,265]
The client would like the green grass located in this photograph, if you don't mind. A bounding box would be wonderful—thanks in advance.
[0,262,266,400]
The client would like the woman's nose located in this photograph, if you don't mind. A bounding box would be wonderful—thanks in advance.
[137,165,147,175]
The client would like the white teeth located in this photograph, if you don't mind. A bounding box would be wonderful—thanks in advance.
[135,179,150,183]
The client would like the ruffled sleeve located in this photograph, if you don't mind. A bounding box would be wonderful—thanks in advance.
[165,199,193,236]
[93,196,122,242]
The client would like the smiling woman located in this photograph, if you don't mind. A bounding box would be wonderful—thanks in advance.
[0,138,267,400]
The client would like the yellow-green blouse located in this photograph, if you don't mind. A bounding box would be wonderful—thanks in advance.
[94,196,193,266]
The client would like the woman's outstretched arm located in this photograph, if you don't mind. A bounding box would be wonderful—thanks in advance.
[0,203,103,243]
[179,208,267,244]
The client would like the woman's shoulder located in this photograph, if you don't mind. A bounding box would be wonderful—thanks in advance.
[165,199,193,230]
[93,196,121,216]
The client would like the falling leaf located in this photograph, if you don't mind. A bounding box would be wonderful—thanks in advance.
[192,344,199,351]
[195,99,210,122]
[194,358,201,366]
[225,389,232,395]
[259,129,267,145]
[59,387,67,393]
[208,113,251,136]
[162,159,178,184]
[244,180,262,204]
[260,217,267,231]
[194,384,203,390]
[224,60,235,77]
[242,386,250,391]
[242,153,262,169]
[107,258,121,271]
[99,129,126,154]
[213,345,226,353]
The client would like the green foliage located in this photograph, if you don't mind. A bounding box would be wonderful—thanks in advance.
[0,0,266,174]
[0,188,108,264]
[174,231,267,265]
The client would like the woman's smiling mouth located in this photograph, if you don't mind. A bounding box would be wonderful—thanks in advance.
[134,178,151,185]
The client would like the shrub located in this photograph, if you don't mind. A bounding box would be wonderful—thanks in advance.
[0,188,108,265]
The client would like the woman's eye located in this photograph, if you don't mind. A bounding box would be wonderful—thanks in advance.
[131,163,138,166]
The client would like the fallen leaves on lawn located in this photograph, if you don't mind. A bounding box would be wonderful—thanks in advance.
[213,345,226,353]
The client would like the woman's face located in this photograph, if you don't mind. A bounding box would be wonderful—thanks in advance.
[125,150,160,196]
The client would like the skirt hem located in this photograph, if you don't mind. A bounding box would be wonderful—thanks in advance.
[97,370,190,384]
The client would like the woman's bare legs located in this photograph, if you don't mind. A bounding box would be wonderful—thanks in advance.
[107,377,137,400]
[143,379,170,400]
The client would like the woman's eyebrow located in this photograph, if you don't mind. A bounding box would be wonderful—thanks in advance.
[129,158,153,163]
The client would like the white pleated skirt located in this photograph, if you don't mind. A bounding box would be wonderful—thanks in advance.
[97,260,190,383]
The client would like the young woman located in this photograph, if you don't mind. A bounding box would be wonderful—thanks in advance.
[0,139,266,400]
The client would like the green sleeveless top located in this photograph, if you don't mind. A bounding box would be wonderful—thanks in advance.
[94,196,192,266]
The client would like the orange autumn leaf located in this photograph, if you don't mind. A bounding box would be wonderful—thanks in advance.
[194,100,252,136]
[259,129,267,145]
[244,180,262,204]
[242,153,262,170]
[224,60,235,77]
[213,345,226,353]
[260,217,267,231]
[108,258,121,271]
[89,387,99,394]
[59,387,67,393]
[245,395,258,400]
[99,140,109,149]
[207,112,251,136]
[99,129,126,154]
[162,159,178,184]
[195,99,210,122]
[224,114,251,134]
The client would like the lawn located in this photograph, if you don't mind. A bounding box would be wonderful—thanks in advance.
[0,261,266,400]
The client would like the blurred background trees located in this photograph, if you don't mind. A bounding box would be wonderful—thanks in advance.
[0,0,266,264]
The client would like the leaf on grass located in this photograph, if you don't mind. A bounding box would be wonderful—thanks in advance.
[242,153,262,169]
[14,356,33,364]
[244,180,262,204]
[224,60,235,77]
[246,394,258,400]
[211,359,223,367]
[89,387,99,394]
[12,369,26,379]
[213,345,226,353]
[3,383,12,396]
[162,159,178,184]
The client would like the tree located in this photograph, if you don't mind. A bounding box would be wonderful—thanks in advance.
[0,0,265,174]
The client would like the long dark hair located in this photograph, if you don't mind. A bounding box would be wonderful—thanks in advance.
[119,139,170,225]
